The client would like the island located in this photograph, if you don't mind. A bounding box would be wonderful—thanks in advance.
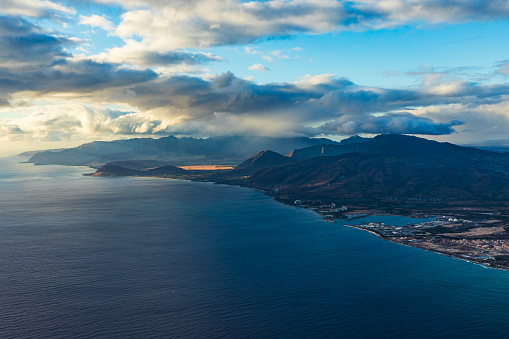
[25,134,509,270]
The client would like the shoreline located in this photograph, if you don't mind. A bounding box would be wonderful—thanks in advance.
[340,223,502,270]
[87,168,509,272]
[17,157,509,272]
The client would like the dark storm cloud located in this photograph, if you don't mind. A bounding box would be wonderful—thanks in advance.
[121,72,339,116]
[0,16,72,68]
[312,113,463,136]
[108,72,509,136]
[122,72,509,118]
[0,58,158,103]
[0,15,158,104]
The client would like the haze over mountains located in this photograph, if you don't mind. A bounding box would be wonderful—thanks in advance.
[466,140,509,153]
[26,135,338,167]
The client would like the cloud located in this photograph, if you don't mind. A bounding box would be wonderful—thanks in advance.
[3,1,509,144]
[0,16,75,71]
[411,101,509,141]
[248,64,270,72]
[245,47,297,63]
[2,11,509,142]
[0,123,23,135]
[94,39,224,67]
[313,113,463,136]
[0,104,148,141]
[497,60,509,76]
[3,69,509,141]
[269,50,290,59]
[0,16,158,104]
[93,0,509,53]
[79,14,115,32]
[9,59,157,92]
[0,0,75,18]
[356,0,509,24]
[97,72,509,139]
[244,47,260,55]
[111,0,353,50]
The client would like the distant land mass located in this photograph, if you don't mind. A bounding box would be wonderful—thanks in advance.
[83,134,509,204]
[26,135,339,167]
[22,133,509,269]
[465,139,509,153]
[98,160,173,171]
[89,163,187,177]
[18,148,66,157]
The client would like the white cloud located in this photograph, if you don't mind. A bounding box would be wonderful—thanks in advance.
[3,71,509,143]
[244,47,260,55]
[248,64,270,72]
[112,0,348,50]
[99,0,509,54]
[93,39,224,67]
[268,50,290,60]
[294,74,336,90]
[0,0,75,18]
[3,0,509,146]
[0,103,166,142]
[79,14,115,32]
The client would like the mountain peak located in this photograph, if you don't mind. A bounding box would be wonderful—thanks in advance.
[236,150,290,171]
[339,135,371,145]
[249,135,509,201]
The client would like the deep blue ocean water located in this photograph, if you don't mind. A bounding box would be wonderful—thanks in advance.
[1,157,509,338]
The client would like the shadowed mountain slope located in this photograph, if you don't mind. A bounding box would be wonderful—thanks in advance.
[287,135,370,159]
[88,164,143,177]
[234,150,294,174]
[249,135,509,201]
[89,163,186,177]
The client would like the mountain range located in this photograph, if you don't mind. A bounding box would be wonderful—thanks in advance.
[247,135,509,202]
[24,133,509,204]
[26,135,338,167]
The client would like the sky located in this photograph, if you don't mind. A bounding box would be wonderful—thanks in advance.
[1,0,509,155]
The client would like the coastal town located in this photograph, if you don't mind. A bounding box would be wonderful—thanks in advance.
[279,197,509,270]
[346,216,509,269]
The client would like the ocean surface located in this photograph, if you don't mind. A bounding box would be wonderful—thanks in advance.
[1,157,509,338]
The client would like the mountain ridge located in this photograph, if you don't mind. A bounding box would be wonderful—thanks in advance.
[248,134,509,202]
[27,135,339,167]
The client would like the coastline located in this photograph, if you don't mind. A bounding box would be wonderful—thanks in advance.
[17,157,509,272]
[339,223,503,270]
[88,168,509,271]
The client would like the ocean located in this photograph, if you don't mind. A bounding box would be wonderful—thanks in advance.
[1,157,509,338]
